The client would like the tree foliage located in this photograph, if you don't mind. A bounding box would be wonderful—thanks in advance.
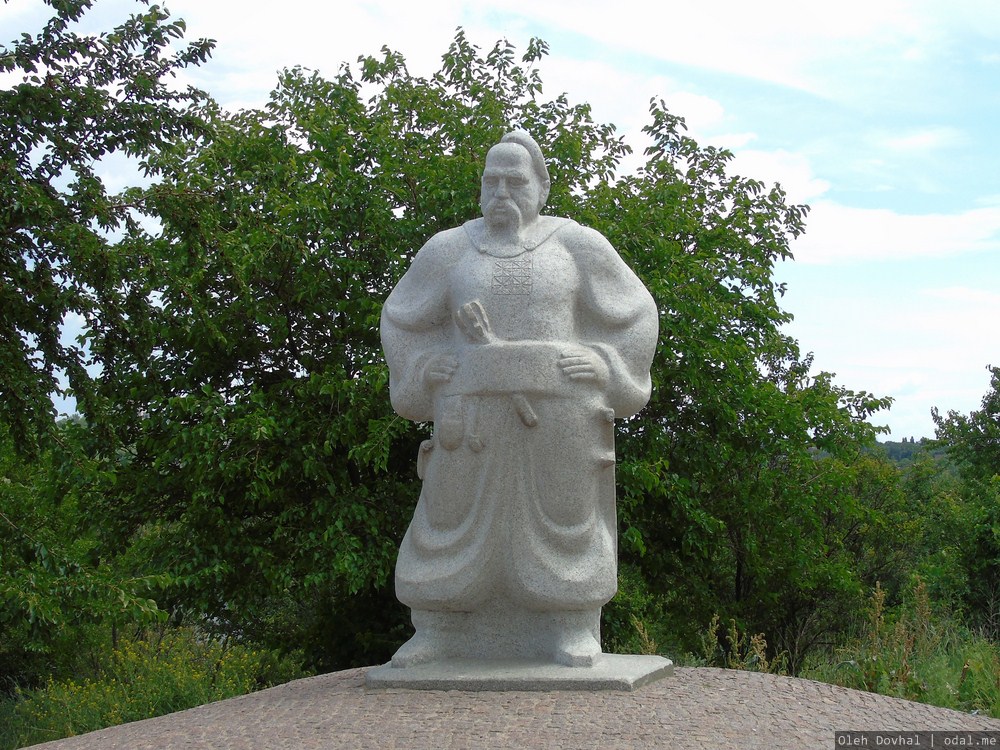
[934,366,1000,632]
[1,0,214,689]
[0,421,166,689]
[582,102,893,664]
[934,366,1000,485]
[0,0,213,455]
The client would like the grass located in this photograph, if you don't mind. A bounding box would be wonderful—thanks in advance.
[673,580,999,720]
[1,627,307,750]
[801,581,1000,718]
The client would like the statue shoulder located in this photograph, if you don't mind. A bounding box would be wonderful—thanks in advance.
[515,215,575,250]
[555,219,605,242]
[410,224,469,267]
[553,220,621,260]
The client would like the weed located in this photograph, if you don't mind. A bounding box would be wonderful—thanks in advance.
[2,627,307,749]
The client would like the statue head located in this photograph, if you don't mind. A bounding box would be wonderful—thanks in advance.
[480,130,550,230]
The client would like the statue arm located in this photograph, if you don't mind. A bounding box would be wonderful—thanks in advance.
[567,225,659,418]
[380,237,457,421]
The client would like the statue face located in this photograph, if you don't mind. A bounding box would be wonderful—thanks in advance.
[480,143,541,230]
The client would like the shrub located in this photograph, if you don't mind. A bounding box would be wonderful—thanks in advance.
[804,579,1000,718]
[695,613,789,674]
[4,627,307,749]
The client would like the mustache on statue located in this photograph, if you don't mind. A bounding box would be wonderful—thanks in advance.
[487,201,518,219]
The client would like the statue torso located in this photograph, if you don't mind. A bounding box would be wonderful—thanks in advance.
[446,217,579,345]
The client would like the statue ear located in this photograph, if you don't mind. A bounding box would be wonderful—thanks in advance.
[538,180,550,210]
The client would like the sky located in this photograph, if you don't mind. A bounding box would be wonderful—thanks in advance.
[4,0,1000,439]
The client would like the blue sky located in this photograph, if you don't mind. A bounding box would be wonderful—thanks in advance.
[5,0,999,439]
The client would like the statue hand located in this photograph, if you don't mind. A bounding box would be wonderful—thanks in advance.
[558,348,609,386]
[425,354,458,384]
[455,300,494,344]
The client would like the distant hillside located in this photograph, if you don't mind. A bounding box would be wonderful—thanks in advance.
[874,437,949,466]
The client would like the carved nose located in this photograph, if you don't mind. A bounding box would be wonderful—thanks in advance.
[495,179,510,197]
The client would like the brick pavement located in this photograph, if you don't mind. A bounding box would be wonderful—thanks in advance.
[25,666,1000,749]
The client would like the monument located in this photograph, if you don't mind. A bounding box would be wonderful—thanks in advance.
[367,130,672,690]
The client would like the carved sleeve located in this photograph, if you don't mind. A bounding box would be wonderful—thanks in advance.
[380,239,456,421]
[570,226,659,418]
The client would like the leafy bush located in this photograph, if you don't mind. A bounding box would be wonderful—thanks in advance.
[804,580,1000,718]
[3,628,307,749]
[602,563,668,655]
[0,424,169,691]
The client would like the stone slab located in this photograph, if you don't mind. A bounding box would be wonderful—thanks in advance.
[364,653,673,691]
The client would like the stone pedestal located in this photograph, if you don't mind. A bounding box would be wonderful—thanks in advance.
[365,654,673,692]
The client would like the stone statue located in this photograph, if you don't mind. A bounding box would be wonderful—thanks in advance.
[380,130,658,670]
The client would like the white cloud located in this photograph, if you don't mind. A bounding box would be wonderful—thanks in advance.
[0,0,45,24]
[923,286,1000,305]
[711,132,758,150]
[464,0,969,104]
[730,149,831,204]
[507,56,730,141]
[667,92,726,132]
[167,0,471,110]
[531,57,752,175]
[11,0,997,110]
[493,0,912,92]
[871,126,965,153]
[539,58,670,131]
[793,202,1000,264]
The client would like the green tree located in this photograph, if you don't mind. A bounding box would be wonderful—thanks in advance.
[0,421,165,690]
[0,0,213,456]
[5,22,893,671]
[933,365,1000,634]
[898,452,968,608]
[934,366,1000,483]
[589,106,893,664]
[0,0,215,690]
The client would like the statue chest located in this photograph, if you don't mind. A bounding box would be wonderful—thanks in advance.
[447,243,580,342]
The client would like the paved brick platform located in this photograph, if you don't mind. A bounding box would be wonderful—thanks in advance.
[26,666,1000,749]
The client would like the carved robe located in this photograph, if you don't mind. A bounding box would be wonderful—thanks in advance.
[380,216,658,612]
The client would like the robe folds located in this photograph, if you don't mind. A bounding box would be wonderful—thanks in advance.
[381,216,658,612]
